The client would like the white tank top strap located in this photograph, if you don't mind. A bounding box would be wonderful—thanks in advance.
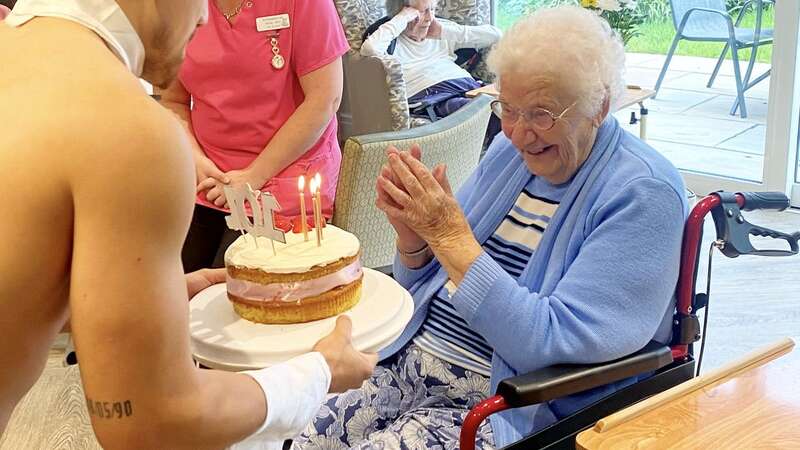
[5,0,145,76]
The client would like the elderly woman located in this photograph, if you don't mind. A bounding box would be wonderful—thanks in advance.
[294,6,687,449]
[362,0,501,122]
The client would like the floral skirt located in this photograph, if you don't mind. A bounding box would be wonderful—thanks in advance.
[291,344,494,450]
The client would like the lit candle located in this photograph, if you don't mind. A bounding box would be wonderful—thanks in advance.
[313,173,323,242]
[298,176,309,241]
[309,176,321,247]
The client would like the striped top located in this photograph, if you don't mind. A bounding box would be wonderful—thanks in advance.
[413,176,566,375]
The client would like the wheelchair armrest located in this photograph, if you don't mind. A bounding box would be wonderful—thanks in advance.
[497,341,672,407]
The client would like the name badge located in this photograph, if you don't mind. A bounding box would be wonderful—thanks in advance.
[256,14,290,32]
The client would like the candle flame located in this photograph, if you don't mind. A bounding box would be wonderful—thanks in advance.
[298,175,305,191]
[309,176,317,193]
[313,173,321,192]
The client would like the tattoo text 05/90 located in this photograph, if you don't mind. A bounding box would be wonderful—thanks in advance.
[85,397,133,419]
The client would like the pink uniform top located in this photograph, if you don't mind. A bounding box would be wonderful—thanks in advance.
[180,0,349,218]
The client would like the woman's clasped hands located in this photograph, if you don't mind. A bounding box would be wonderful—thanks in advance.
[196,163,265,209]
[375,144,472,253]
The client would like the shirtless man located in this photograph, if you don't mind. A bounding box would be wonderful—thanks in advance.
[0,1,376,448]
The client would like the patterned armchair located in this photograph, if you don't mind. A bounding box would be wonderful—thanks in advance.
[333,94,493,268]
[333,0,494,141]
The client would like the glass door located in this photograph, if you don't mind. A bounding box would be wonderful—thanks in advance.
[618,0,798,200]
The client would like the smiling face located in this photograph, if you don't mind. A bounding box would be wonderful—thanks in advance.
[497,70,603,185]
[403,0,435,41]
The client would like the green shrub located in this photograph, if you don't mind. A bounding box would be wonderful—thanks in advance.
[636,0,671,23]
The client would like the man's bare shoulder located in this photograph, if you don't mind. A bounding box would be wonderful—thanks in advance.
[6,74,188,170]
[74,87,190,165]
[69,87,196,215]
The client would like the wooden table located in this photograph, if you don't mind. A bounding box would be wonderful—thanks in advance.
[576,339,800,449]
[466,84,655,141]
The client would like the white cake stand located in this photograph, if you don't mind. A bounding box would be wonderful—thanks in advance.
[189,268,414,371]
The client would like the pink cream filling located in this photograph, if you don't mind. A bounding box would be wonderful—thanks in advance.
[227,260,363,303]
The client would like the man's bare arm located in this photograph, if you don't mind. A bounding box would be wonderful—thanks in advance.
[68,101,269,450]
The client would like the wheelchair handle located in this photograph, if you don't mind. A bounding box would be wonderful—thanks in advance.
[742,225,800,257]
[738,191,790,212]
[711,192,799,258]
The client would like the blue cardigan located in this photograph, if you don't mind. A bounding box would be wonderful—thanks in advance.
[381,117,688,447]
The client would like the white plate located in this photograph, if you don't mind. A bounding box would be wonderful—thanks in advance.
[189,268,413,371]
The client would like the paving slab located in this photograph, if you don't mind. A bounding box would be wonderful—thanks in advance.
[684,94,768,124]
[661,72,771,100]
[625,52,662,67]
[631,53,726,73]
[630,52,772,78]
[717,124,765,154]
[647,139,764,182]
[631,87,717,114]
[625,67,691,89]
[613,109,754,147]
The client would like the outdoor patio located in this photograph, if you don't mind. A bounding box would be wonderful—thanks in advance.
[614,52,779,183]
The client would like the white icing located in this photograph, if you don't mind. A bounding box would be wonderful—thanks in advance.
[225,225,360,273]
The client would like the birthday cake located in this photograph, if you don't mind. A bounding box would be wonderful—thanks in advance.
[224,224,363,324]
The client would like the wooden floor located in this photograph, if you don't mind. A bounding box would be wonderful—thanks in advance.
[1,208,798,449]
[0,336,102,449]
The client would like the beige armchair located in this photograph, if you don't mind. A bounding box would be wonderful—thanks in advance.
[333,94,492,268]
[333,0,494,141]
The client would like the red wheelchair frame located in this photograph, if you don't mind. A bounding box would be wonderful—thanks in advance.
[460,191,800,450]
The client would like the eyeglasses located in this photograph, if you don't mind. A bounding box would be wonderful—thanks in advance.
[490,99,577,131]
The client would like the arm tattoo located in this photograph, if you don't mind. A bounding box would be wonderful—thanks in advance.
[85,396,133,419]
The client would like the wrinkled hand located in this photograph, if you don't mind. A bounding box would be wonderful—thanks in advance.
[376,150,470,249]
[377,145,427,252]
[426,17,442,39]
[186,268,227,299]
[313,316,378,393]
[197,168,265,209]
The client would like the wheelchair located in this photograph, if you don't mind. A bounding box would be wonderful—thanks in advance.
[460,191,800,450]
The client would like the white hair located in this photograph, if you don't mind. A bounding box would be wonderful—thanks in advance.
[386,0,437,17]
[487,6,626,118]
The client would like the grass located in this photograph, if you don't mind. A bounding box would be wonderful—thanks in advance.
[496,9,519,30]
[627,8,774,64]
[496,6,773,64]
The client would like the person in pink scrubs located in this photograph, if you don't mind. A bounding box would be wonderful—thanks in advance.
[161,0,349,271]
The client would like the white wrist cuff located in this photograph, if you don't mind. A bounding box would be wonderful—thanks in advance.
[237,352,331,444]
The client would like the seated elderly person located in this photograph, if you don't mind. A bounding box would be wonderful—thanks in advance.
[293,6,687,449]
[361,0,501,122]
